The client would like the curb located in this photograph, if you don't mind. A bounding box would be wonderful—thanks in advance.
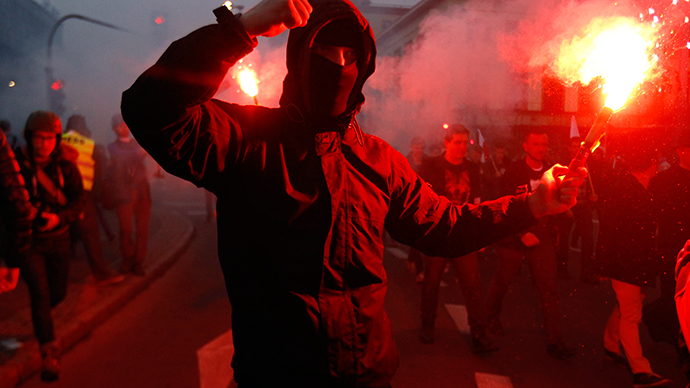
[0,211,195,388]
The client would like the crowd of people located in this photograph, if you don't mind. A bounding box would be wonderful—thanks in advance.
[403,124,690,388]
[1,0,689,387]
[0,110,152,381]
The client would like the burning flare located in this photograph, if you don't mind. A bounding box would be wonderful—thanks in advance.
[553,16,656,111]
[238,68,259,98]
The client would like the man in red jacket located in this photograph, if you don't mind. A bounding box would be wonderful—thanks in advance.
[121,0,586,385]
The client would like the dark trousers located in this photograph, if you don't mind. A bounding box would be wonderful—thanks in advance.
[555,214,573,270]
[116,186,151,269]
[20,230,72,345]
[421,251,488,336]
[557,205,596,277]
[486,241,563,344]
[407,247,424,275]
[572,205,595,277]
[73,191,111,279]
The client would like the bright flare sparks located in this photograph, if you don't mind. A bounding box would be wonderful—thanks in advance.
[553,17,656,111]
[238,68,259,98]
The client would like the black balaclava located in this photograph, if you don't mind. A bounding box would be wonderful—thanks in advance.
[309,19,362,121]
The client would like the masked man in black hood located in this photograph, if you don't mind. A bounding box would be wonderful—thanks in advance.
[121,0,585,386]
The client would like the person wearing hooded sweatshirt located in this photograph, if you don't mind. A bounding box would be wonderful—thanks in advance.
[120,0,586,386]
[15,111,84,382]
[62,115,124,285]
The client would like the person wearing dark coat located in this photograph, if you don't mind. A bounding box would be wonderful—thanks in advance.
[648,128,690,348]
[120,0,586,385]
[485,129,574,360]
[417,125,497,355]
[596,152,672,388]
[108,114,151,276]
[0,130,34,293]
[16,111,84,382]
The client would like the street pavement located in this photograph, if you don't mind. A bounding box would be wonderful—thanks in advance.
[1,171,687,388]
[383,242,688,388]
[0,176,196,388]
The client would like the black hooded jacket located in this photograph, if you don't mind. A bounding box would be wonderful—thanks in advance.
[121,0,537,386]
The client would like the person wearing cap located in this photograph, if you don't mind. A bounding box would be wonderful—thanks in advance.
[120,0,586,385]
[15,110,84,381]
[107,114,151,276]
[62,115,124,285]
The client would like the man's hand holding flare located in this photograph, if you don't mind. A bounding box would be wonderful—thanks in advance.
[528,165,587,219]
[240,0,313,38]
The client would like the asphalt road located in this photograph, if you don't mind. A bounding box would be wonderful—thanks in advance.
[18,175,689,388]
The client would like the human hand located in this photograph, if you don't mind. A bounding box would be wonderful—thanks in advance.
[240,0,312,38]
[0,267,20,294]
[37,212,60,232]
[521,232,540,247]
[528,164,586,218]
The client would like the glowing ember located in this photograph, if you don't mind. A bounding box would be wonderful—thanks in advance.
[238,68,259,98]
[553,17,656,111]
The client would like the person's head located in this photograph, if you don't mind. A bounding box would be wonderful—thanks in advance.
[66,114,91,138]
[308,19,363,119]
[492,140,507,161]
[23,111,62,162]
[0,120,11,134]
[280,0,376,126]
[409,136,426,157]
[112,113,130,138]
[568,136,582,159]
[468,144,483,164]
[522,129,549,163]
[444,125,470,164]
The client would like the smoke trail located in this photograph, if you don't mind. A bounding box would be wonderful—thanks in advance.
[361,0,658,151]
[363,0,539,151]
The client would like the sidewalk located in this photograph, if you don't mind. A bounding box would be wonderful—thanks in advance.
[0,207,195,388]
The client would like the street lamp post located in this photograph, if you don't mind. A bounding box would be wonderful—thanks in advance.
[46,14,127,116]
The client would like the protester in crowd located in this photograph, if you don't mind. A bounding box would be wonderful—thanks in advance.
[647,127,690,353]
[0,119,24,151]
[595,146,672,388]
[675,239,690,388]
[120,0,585,385]
[405,135,428,282]
[406,135,427,174]
[108,114,151,276]
[417,125,497,354]
[468,144,486,201]
[482,140,512,201]
[0,130,34,294]
[486,128,575,359]
[555,136,598,283]
[62,115,124,285]
[15,111,84,381]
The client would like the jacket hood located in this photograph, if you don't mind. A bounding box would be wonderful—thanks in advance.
[279,0,376,127]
